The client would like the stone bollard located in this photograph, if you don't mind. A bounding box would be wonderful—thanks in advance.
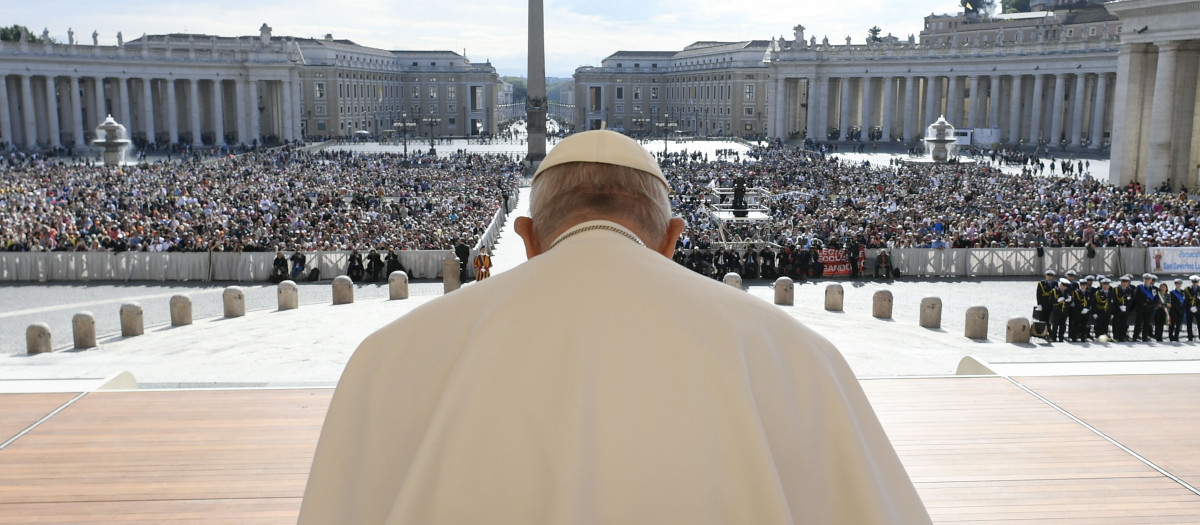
[169,295,192,326]
[872,290,893,319]
[1006,317,1031,344]
[332,275,354,305]
[443,257,461,294]
[72,312,97,350]
[723,272,743,289]
[774,277,794,305]
[389,271,409,300]
[277,280,298,311]
[824,284,844,312]
[26,323,52,355]
[919,297,943,329]
[119,303,144,337]
[965,306,989,339]
[223,286,246,318]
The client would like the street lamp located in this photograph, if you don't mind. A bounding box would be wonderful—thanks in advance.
[632,117,650,142]
[422,116,442,156]
[393,113,416,155]
[657,113,676,156]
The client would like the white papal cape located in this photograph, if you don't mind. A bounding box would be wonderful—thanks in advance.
[299,221,931,524]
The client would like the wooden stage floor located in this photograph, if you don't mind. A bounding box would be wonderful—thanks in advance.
[2,375,1199,524]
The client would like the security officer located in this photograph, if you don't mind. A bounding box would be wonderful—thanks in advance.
[1169,278,1188,342]
[1069,275,1094,342]
[1113,275,1135,342]
[1091,278,1116,340]
[1187,275,1200,341]
[1035,270,1058,324]
[1050,278,1072,342]
[1133,273,1160,342]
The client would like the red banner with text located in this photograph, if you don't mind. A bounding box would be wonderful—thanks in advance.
[817,248,865,276]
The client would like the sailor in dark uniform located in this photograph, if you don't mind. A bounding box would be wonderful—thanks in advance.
[1091,278,1116,340]
[1035,270,1057,324]
[1112,275,1135,342]
[1187,275,1200,341]
[1133,273,1160,342]
[1049,278,1072,342]
[1169,278,1188,342]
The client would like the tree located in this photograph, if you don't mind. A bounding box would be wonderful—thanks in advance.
[867,26,882,43]
[502,76,527,102]
[1002,0,1030,13]
[962,0,997,17]
[0,24,56,44]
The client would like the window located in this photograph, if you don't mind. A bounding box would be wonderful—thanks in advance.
[412,62,419,66]
[429,86,438,99]
[411,86,419,99]
[1089,27,1097,36]
[744,85,755,101]
[430,104,439,113]
[651,86,659,100]
[616,87,624,100]
[589,86,602,111]
[339,84,344,98]
[448,117,456,126]
[317,120,326,131]
[616,105,625,113]
[448,104,456,113]
[315,105,326,115]
[633,86,641,100]
[448,85,456,99]
[744,107,754,116]
[633,105,642,114]
[470,86,483,111]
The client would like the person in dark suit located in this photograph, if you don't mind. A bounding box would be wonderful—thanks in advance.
[385,249,406,277]
[1169,279,1188,342]
[366,249,384,282]
[454,239,471,282]
[1186,276,1200,341]
[347,250,365,282]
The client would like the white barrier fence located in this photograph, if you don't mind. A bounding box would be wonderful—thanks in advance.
[0,245,1162,283]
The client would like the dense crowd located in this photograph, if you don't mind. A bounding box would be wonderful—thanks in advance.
[1,148,521,253]
[664,145,1200,253]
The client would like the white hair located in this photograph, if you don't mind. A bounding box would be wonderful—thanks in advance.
[529,162,671,247]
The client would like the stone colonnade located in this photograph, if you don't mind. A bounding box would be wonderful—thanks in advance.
[770,70,1114,150]
[0,73,295,149]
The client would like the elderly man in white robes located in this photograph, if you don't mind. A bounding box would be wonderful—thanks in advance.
[298,130,931,524]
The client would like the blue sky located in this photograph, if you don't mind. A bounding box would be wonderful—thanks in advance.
[11,0,963,77]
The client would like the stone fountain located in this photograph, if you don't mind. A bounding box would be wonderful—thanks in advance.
[93,114,130,166]
[924,115,957,163]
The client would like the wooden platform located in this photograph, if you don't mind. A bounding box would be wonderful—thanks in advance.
[1,376,1198,524]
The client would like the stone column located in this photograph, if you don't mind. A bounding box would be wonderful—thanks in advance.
[860,77,873,140]
[92,77,105,129]
[904,76,917,141]
[1109,43,1152,186]
[1008,74,1023,142]
[968,76,981,128]
[247,79,260,143]
[44,76,62,147]
[1090,73,1109,151]
[527,0,547,161]
[0,75,11,146]
[189,78,202,146]
[165,78,179,145]
[924,76,939,128]
[1069,73,1087,147]
[1050,73,1067,145]
[117,78,131,134]
[771,76,785,138]
[234,78,247,144]
[281,78,294,141]
[946,75,960,125]
[988,77,1001,130]
[805,77,820,140]
[68,76,84,148]
[838,77,852,140]
[212,80,225,145]
[141,78,155,145]
[1147,42,1180,190]
[1029,74,1046,143]
[881,76,895,141]
[20,75,37,148]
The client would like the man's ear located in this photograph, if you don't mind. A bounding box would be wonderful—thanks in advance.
[655,218,686,259]
[515,216,541,259]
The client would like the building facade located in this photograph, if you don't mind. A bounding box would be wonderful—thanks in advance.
[576,3,1120,150]
[1105,0,1200,190]
[0,24,501,150]
[574,41,771,139]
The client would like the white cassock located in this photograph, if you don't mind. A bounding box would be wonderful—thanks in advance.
[299,220,931,524]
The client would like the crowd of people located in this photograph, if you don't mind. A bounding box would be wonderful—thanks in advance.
[1035,270,1200,343]
[662,144,1200,258]
[1,148,521,254]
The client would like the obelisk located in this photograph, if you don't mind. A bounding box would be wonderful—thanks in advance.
[526,0,547,165]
